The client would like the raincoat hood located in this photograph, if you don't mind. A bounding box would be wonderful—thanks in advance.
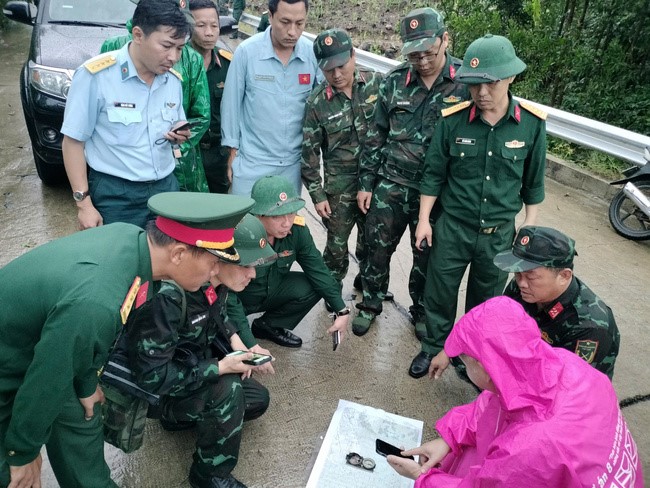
[445,296,561,416]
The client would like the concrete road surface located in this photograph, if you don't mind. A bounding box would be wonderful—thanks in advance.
[0,23,648,487]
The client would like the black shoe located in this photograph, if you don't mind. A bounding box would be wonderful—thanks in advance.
[189,464,247,488]
[251,321,302,348]
[408,351,434,379]
[160,418,196,431]
[353,274,394,301]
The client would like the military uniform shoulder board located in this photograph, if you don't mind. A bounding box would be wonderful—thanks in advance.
[519,100,548,120]
[442,100,471,117]
[218,49,233,62]
[168,67,183,82]
[293,215,306,226]
[83,53,117,74]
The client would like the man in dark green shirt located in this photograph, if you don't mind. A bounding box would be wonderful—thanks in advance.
[190,0,233,193]
[413,34,546,378]
[0,192,254,488]
[227,176,350,349]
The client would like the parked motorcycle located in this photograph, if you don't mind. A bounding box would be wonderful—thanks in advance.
[608,147,650,240]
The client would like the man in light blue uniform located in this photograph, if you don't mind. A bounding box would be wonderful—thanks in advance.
[62,0,191,230]
[221,0,319,196]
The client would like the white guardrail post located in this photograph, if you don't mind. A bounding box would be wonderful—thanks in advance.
[237,14,650,166]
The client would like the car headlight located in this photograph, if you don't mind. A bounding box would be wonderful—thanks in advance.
[29,62,73,100]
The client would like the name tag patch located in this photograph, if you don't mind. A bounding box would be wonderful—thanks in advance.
[327,111,343,121]
[255,74,275,82]
[114,102,135,109]
[455,137,475,145]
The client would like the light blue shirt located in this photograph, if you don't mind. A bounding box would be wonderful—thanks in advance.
[221,28,319,194]
[61,43,185,182]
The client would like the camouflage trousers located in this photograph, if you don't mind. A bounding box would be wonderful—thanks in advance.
[358,178,430,318]
[322,191,367,284]
[163,376,269,477]
[420,212,514,355]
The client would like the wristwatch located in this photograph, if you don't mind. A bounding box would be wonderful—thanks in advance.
[333,307,351,317]
[72,190,89,202]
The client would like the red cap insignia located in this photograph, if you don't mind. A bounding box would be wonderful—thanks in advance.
[205,285,217,306]
[470,57,479,68]
[520,235,530,245]
[299,73,311,85]
[410,19,419,29]
[279,192,288,201]
[324,36,333,46]
[548,302,564,319]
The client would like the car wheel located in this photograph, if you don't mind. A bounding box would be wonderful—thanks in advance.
[33,149,67,186]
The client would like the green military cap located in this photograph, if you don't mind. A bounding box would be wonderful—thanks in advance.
[148,192,254,263]
[233,214,277,267]
[250,176,306,216]
[493,226,577,272]
[400,7,446,56]
[313,28,354,70]
[456,34,526,84]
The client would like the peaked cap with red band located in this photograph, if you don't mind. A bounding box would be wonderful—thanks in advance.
[148,192,254,263]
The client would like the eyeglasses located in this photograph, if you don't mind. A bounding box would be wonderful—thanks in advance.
[407,41,443,65]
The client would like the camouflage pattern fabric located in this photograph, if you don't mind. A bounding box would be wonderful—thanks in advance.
[102,383,148,454]
[504,276,620,379]
[201,49,231,193]
[358,178,430,317]
[358,54,468,192]
[101,29,211,193]
[302,69,382,282]
[124,281,269,476]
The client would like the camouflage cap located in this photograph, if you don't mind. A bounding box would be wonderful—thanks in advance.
[456,34,526,84]
[233,214,277,267]
[493,226,577,272]
[314,29,354,70]
[250,176,306,216]
[148,192,254,264]
[400,8,446,56]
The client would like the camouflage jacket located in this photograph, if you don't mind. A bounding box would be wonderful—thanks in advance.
[126,282,238,397]
[301,69,383,204]
[504,276,620,379]
[101,28,211,192]
[358,53,468,192]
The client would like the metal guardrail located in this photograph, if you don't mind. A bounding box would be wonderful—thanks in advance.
[237,14,650,166]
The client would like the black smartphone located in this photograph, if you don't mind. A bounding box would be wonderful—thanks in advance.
[419,238,429,250]
[243,353,272,366]
[172,121,196,133]
[376,439,414,460]
[332,330,340,351]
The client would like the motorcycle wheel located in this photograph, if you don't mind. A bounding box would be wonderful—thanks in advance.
[608,180,650,240]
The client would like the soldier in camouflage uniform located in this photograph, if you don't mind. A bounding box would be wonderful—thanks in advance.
[126,214,277,488]
[302,29,382,288]
[353,8,468,336]
[190,0,233,193]
[101,0,211,193]
[495,226,620,379]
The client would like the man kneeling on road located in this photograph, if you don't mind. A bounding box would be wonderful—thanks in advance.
[126,214,277,488]
[429,226,620,381]
[227,175,350,348]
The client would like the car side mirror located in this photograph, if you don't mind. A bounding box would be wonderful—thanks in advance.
[3,1,37,26]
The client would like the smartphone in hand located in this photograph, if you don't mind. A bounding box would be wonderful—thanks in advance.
[376,439,414,460]
[226,350,272,366]
[172,121,196,133]
[332,330,341,351]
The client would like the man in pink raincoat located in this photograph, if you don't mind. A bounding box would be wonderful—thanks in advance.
[388,296,643,487]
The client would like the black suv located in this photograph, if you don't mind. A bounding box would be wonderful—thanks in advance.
[4,0,135,185]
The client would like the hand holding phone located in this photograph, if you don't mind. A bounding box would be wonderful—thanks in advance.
[227,350,272,366]
[172,121,196,133]
[332,330,341,351]
[376,439,414,460]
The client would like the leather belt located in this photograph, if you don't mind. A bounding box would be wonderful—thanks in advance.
[478,225,499,234]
